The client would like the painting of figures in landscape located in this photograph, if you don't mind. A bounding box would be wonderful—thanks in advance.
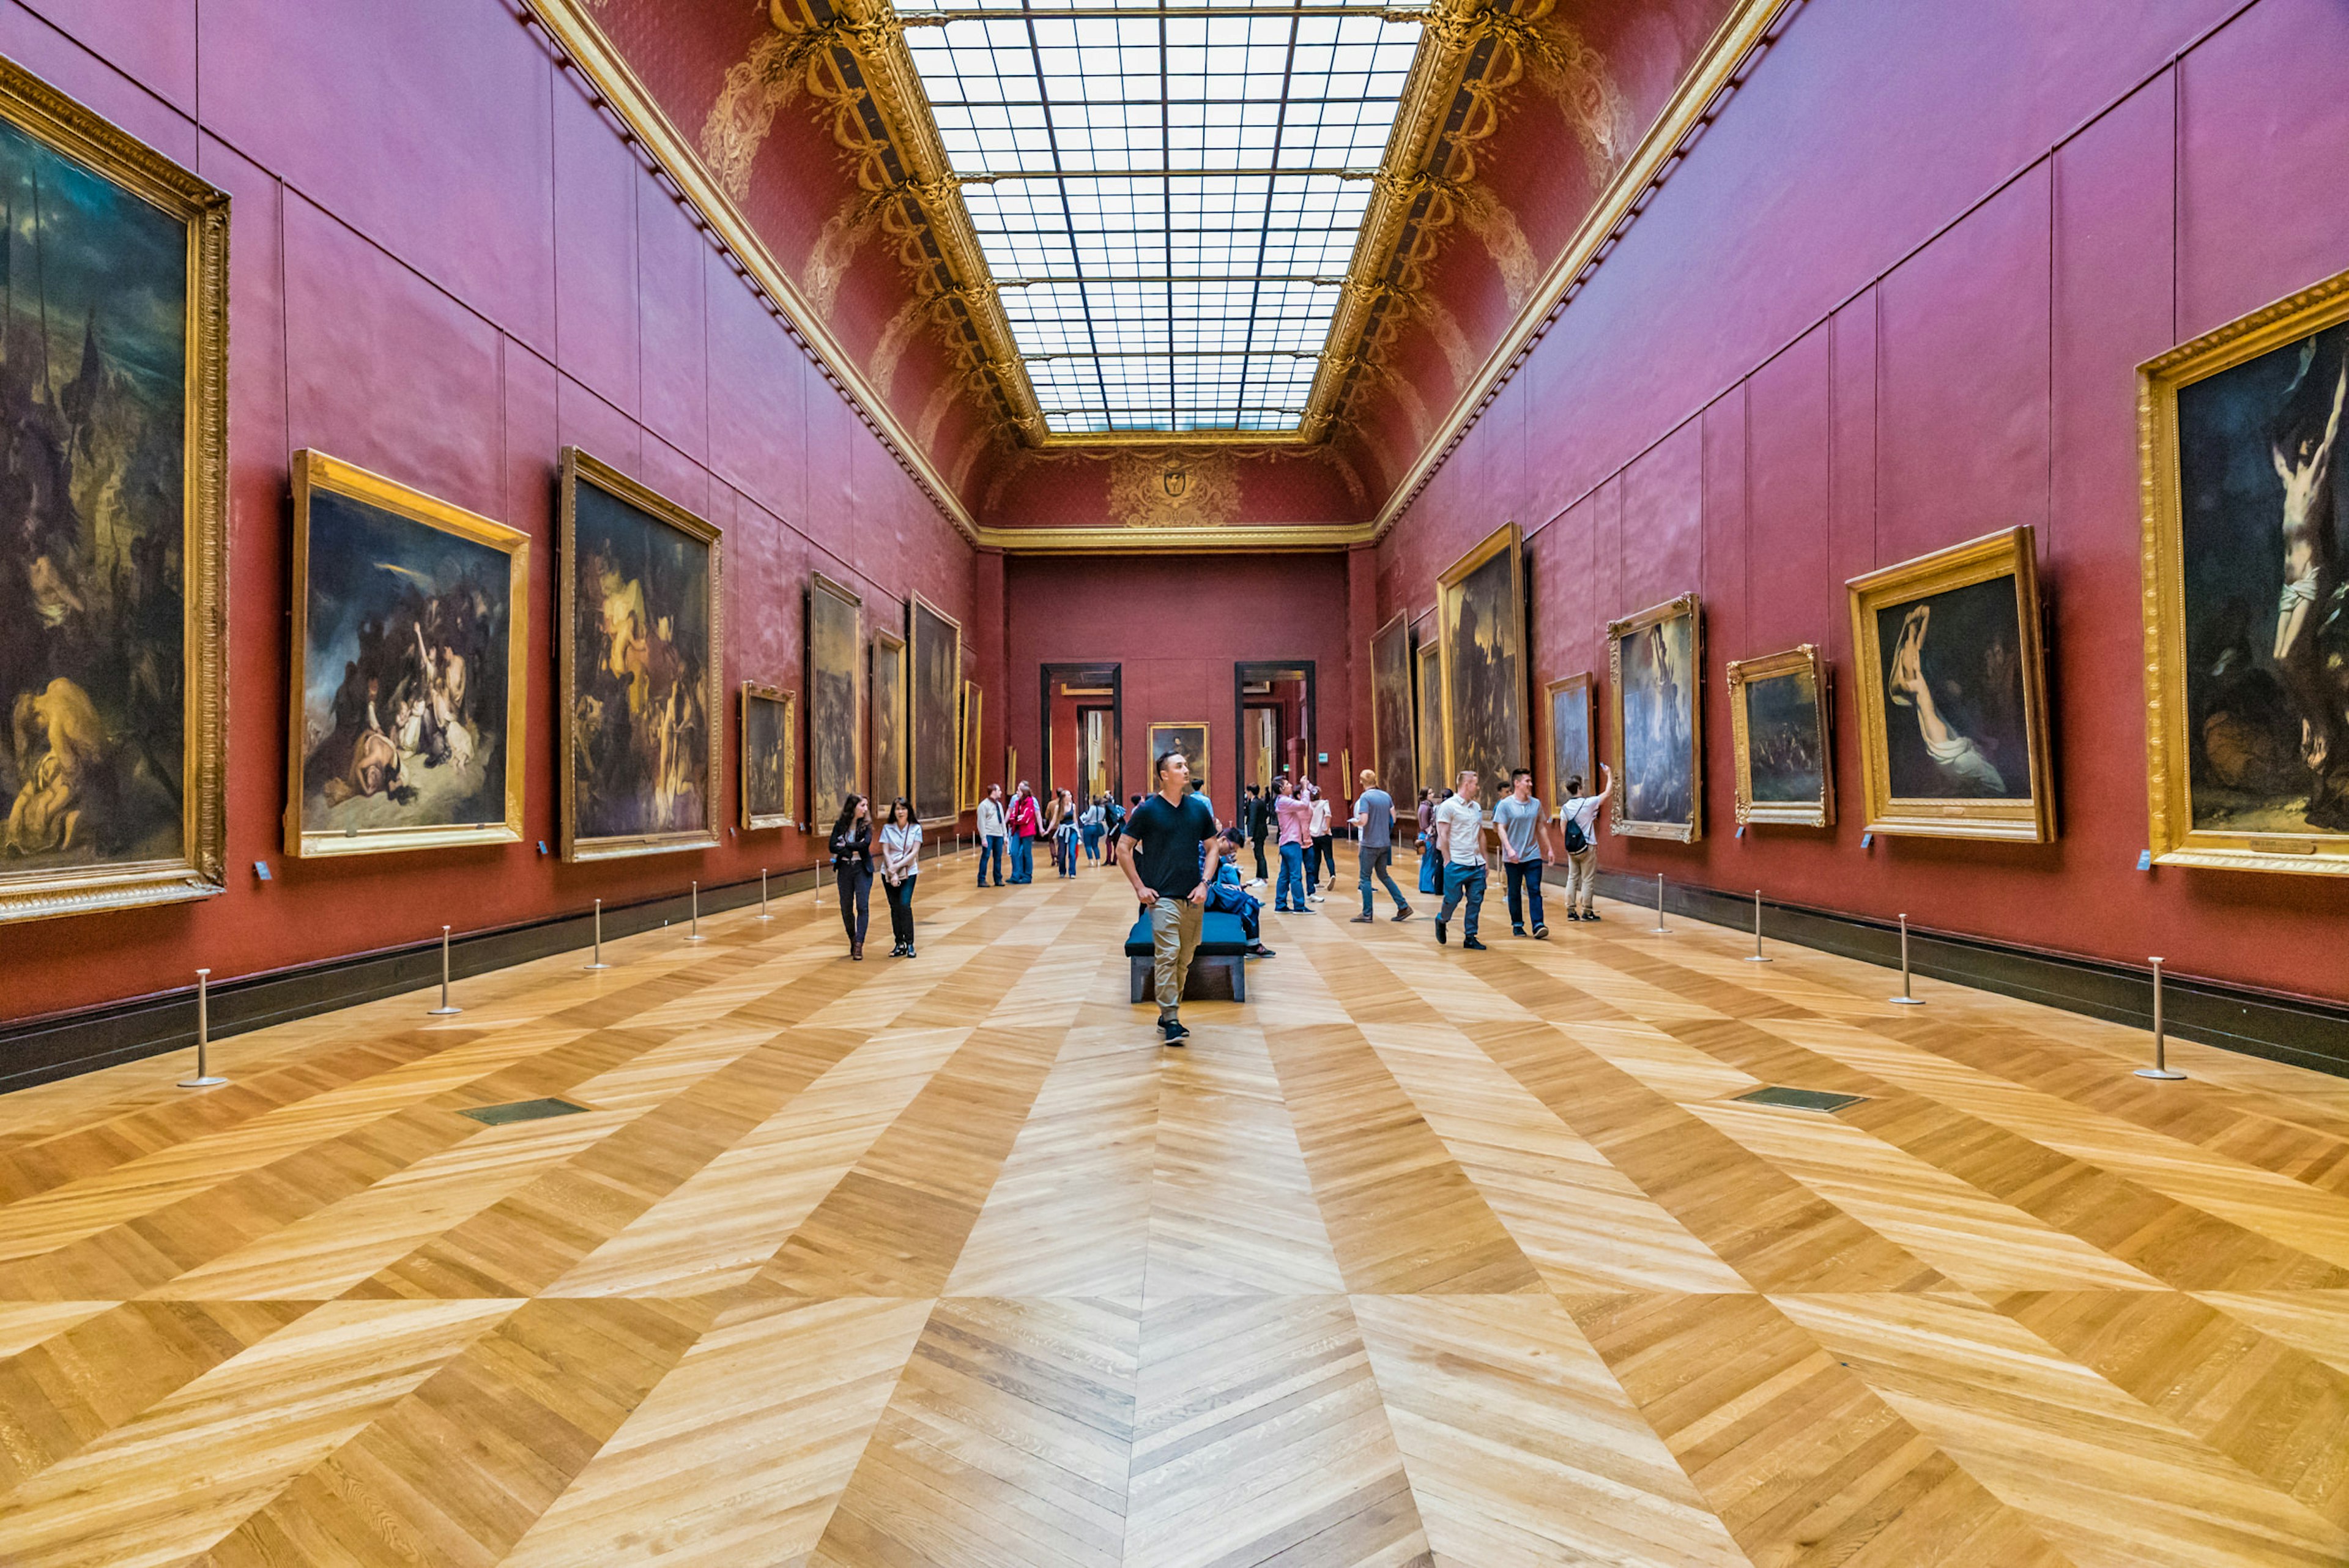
[560,450,720,858]
[289,453,524,856]
[1438,524,1526,809]
[1370,611,1414,802]
[870,630,905,810]
[741,683,794,830]
[0,73,227,921]
[1727,645,1830,827]
[808,574,861,820]
[1545,673,1592,803]
[1610,594,1701,840]
[911,596,960,823]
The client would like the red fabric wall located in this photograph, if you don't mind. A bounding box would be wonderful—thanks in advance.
[1376,0,2349,1003]
[0,0,982,1026]
[1001,555,1356,820]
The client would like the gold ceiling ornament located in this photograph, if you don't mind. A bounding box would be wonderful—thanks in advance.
[698,27,807,202]
[1108,451,1242,529]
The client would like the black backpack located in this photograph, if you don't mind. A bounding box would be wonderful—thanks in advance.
[1560,808,1588,855]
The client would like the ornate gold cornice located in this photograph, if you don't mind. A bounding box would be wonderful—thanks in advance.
[969,521,1373,552]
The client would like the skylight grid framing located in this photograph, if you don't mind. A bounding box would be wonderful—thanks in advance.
[899,0,1420,432]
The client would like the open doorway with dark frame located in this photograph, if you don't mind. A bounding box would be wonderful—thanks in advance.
[1042,663,1122,808]
[1234,661,1315,808]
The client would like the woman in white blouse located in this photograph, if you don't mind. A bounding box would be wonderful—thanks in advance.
[878,797,924,957]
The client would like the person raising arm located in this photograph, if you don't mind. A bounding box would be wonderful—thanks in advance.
[1121,751,1220,1046]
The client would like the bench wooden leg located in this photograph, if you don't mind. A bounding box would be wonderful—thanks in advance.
[1130,956,1149,1005]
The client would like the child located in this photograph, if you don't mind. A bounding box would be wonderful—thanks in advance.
[1203,828,1275,958]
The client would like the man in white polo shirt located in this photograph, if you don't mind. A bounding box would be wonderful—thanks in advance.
[1431,769,1488,951]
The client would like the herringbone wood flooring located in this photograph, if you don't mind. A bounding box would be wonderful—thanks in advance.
[1,852,2345,1566]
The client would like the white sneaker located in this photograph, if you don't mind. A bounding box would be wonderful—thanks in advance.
[1305,893,1324,904]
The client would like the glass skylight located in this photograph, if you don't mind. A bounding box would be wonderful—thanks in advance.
[898,0,1423,433]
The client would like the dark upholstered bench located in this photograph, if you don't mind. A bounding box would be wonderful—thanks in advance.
[1125,912,1249,1004]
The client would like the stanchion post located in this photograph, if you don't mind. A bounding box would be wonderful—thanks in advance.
[584,898,609,970]
[2135,956,2185,1080]
[179,968,226,1088]
[1649,872,1671,935]
[685,882,708,943]
[428,926,462,1016]
[1889,914,1924,1005]
[758,869,771,921]
[1745,888,1772,962]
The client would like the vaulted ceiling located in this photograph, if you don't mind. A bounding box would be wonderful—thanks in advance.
[533,0,1781,543]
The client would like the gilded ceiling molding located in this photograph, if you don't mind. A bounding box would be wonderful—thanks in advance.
[1460,183,1538,310]
[699,28,804,203]
[801,196,877,320]
[1523,13,1627,181]
[866,291,927,403]
[969,521,1376,553]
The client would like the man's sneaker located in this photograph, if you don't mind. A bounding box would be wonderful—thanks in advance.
[1392,905,1413,921]
[1306,893,1324,904]
[1564,910,1581,921]
[1160,1017,1189,1045]
[1249,944,1277,957]
[1584,910,1601,921]
[1349,912,1375,924]
[1462,937,1488,951]
[1511,925,1526,937]
[1435,920,1449,946]
[1533,925,1549,940]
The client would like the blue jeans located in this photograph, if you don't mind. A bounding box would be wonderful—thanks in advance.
[1082,824,1103,860]
[1439,863,1485,940]
[978,837,1004,885]
[1009,834,1034,883]
[1058,829,1079,876]
[1417,834,1439,895]
[1275,841,1307,911]
[1504,859,1545,931]
[1359,845,1407,915]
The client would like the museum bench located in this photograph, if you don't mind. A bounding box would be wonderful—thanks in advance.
[1124,912,1249,1003]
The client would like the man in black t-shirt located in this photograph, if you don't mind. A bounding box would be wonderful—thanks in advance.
[1121,749,1221,1044]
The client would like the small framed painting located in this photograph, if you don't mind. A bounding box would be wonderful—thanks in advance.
[1543,672,1595,807]
[1726,644,1833,828]
[740,682,795,831]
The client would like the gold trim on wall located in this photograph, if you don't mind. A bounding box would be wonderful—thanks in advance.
[1435,521,1526,814]
[557,447,725,862]
[2140,267,2349,876]
[740,681,797,831]
[284,451,530,859]
[1725,643,1833,830]
[1606,592,1704,843]
[1846,526,2054,844]
[0,58,229,925]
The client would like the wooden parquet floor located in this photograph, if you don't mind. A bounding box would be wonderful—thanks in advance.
[1,852,2347,1566]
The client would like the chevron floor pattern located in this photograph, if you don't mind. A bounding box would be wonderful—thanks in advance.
[0,850,2345,1566]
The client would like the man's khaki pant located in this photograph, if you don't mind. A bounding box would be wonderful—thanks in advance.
[1149,897,1203,1017]
[1565,848,1598,913]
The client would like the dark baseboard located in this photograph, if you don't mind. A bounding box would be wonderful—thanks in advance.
[1579,868,2349,1079]
[0,867,828,1096]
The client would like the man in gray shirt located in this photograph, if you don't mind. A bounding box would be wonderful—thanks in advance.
[1348,769,1414,923]
[1494,767,1557,938]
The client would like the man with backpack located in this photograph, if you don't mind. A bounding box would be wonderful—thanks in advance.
[1557,762,1612,921]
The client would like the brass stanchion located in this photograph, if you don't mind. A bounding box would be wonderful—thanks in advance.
[1745,888,1772,962]
[428,926,462,1016]
[757,869,772,921]
[178,968,226,1088]
[1888,914,1924,1005]
[584,898,609,970]
[2134,957,2185,1080]
[1649,872,1671,935]
[684,882,708,943]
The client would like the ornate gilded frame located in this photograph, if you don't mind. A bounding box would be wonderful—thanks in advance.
[870,623,907,811]
[1543,672,1595,808]
[2141,269,2349,875]
[1414,636,1445,797]
[1146,722,1211,793]
[1726,644,1833,829]
[909,591,963,827]
[1368,609,1415,803]
[285,451,529,859]
[0,62,228,924]
[1435,522,1526,811]
[557,447,724,861]
[1846,526,2054,843]
[740,681,796,832]
[1606,593,1704,842]
[807,572,864,819]
[958,680,983,812]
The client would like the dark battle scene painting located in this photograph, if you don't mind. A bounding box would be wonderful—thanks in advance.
[2177,321,2349,834]
[570,478,711,839]
[912,600,958,823]
[299,490,509,836]
[1619,611,1695,825]
[0,115,187,872]
[1444,546,1523,800]
[1744,669,1822,804]
[1872,575,2030,800]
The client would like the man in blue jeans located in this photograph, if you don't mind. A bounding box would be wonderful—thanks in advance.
[1493,767,1556,938]
[974,783,1007,886]
[1347,768,1412,923]
[1272,778,1312,912]
[1431,770,1488,950]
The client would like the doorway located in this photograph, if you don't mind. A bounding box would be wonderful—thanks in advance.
[1042,663,1121,805]
[1234,661,1314,803]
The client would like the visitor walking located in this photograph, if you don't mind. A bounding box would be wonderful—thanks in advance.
[1056,789,1082,877]
[1272,778,1312,913]
[1305,782,1334,902]
[879,797,923,957]
[1416,787,1442,895]
[975,782,1006,887]
[828,792,874,960]
[1121,749,1221,1045]
[1006,781,1039,882]
[1081,795,1105,863]
[1494,767,1556,938]
[1104,793,1128,866]
[1558,763,1613,921]
[1041,787,1065,873]
[1348,768,1412,923]
[1433,771,1488,950]
[1245,785,1271,880]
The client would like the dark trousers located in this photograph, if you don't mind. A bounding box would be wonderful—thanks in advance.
[1251,835,1269,880]
[1504,859,1546,931]
[1312,834,1336,879]
[883,874,917,948]
[834,865,871,945]
[977,837,1004,885]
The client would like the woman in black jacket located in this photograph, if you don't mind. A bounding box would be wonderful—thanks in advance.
[828,792,874,959]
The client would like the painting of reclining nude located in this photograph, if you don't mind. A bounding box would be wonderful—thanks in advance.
[2143,277,2349,874]
[559,448,722,860]
[286,452,525,857]
[1608,593,1702,841]
[1727,644,1832,828]
[0,63,228,923]
[1847,526,2053,842]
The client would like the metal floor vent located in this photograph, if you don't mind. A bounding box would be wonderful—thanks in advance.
[459,1098,592,1126]
[1734,1085,1869,1114]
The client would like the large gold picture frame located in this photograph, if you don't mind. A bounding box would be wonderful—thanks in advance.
[870,623,907,810]
[2142,269,2349,875]
[1726,644,1833,829]
[0,61,228,925]
[1846,527,2054,842]
[807,573,863,821]
[286,451,529,859]
[1146,722,1210,794]
[740,682,795,831]
[910,592,962,826]
[1368,609,1415,803]
[1436,522,1527,813]
[1608,593,1704,841]
[958,680,983,811]
[557,447,723,861]
[1543,672,1595,807]
[1414,635,1445,797]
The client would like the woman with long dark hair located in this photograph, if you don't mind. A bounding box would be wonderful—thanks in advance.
[878,796,923,957]
[828,792,873,959]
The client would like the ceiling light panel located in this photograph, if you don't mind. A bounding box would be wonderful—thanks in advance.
[899,0,1420,433]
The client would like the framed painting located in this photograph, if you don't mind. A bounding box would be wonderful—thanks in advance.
[1608,593,1703,841]
[1414,636,1445,797]
[910,592,962,825]
[1437,522,1527,812]
[1146,721,1210,797]
[740,682,795,831]
[959,680,982,811]
[1544,672,1594,806]
[1369,609,1415,802]
[2143,269,2349,874]
[0,62,229,924]
[1726,644,1833,828]
[286,451,527,858]
[1847,527,2054,842]
[870,624,907,812]
[559,448,722,860]
[807,573,862,822]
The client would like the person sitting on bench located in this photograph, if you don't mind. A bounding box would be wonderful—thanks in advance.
[1203,828,1275,957]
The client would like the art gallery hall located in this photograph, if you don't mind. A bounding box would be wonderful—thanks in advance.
[3,1,2349,1564]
